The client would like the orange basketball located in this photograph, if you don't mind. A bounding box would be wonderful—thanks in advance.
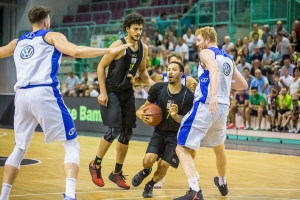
[144,104,163,126]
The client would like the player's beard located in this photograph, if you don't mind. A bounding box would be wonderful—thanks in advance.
[131,35,140,41]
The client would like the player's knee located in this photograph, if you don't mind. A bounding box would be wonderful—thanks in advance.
[118,128,133,145]
[5,146,26,169]
[62,138,80,166]
[103,128,122,143]
[143,155,157,168]
[176,145,187,155]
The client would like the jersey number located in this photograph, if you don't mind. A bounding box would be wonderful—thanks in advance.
[129,64,134,71]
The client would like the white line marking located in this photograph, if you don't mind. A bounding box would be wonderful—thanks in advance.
[0,131,7,137]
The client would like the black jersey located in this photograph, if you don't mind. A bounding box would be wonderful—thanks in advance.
[147,82,194,132]
[106,37,144,92]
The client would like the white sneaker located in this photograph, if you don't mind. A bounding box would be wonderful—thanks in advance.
[154,177,164,189]
[289,128,296,133]
[253,126,261,131]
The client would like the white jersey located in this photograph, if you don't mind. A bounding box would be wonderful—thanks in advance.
[194,47,233,105]
[162,73,187,86]
[13,30,62,92]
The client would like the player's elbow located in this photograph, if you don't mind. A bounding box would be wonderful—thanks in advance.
[72,49,83,58]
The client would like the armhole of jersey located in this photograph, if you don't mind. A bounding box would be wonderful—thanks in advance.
[140,41,144,60]
[120,38,127,55]
[42,31,54,46]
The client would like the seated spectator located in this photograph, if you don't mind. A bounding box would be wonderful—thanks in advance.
[160,51,168,71]
[274,21,289,41]
[262,45,275,83]
[249,23,263,42]
[237,55,251,77]
[280,58,295,76]
[229,47,239,64]
[238,37,250,55]
[277,31,294,65]
[249,69,269,95]
[62,72,80,96]
[161,36,174,52]
[288,67,300,95]
[77,72,94,96]
[191,59,199,79]
[290,30,300,53]
[222,36,234,53]
[227,90,249,129]
[235,38,243,52]
[276,87,292,132]
[245,86,267,130]
[277,67,293,89]
[183,28,196,48]
[292,20,300,36]
[168,30,177,47]
[251,59,267,76]
[241,46,252,64]
[134,85,148,99]
[266,35,276,53]
[282,94,299,133]
[262,25,272,43]
[152,13,170,35]
[148,48,161,75]
[265,88,278,131]
[251,46,263,64]
[153,30,163,46]
[249,33,264,54]
[175,36,189,62]
[141,31,150,46]
[243,68,254,91]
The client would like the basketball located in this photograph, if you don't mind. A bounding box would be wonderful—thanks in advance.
[144,104,163,126]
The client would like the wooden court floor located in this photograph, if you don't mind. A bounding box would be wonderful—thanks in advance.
[0,128,299,200]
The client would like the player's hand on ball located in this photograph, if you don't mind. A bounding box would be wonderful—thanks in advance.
[98,93,108,107]
[136,107,153,124]
[169,103,178,116]
[109,43,132,54]
[209,96,218,115]
[127,74,135,83]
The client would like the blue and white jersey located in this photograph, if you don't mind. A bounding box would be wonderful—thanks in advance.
[13,29,62,92]
[194,47,233,105]
[162,73,187,86]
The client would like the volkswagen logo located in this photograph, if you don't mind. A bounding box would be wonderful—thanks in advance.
[20,45,34,59]
[68,128,76,136]
[223,62,231,76]
[200,78,209,82]
[26,32,35,38]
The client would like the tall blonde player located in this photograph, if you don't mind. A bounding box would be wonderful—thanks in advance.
[174,27,248,200]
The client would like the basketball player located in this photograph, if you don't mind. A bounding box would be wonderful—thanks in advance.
[89,13,155,189]
[0,6,131,200]
[174,27,248,200]
[132,61,194,198]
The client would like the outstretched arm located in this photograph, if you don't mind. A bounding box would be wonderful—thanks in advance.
[0,39,18,58]
[44,32,131,58]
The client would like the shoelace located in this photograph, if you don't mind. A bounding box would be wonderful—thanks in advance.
[118,172,128,181]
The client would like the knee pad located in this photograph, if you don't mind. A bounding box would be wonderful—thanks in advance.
[62,138,80,166]
[5,146,26,169]
[103,128,121,143]
[118,128,133,145]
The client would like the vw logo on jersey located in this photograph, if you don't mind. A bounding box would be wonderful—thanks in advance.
[20,45,34,59]
[68,128,76,136]
[26,32,35,38]
[200,77,209,82]
[223,62,231,76]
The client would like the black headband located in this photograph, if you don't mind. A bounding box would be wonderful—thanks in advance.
[169,61,184,72]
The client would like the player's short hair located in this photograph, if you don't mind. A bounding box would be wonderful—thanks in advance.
[169,61,184,72]
[195,26,217,43]
[167,52,183,63]
[123,13,145,31]
[28,6,51,24]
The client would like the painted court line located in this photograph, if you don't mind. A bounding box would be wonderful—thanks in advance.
[0,131,7,137]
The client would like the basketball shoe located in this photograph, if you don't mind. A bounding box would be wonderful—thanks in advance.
[142,183,153,198]
[173,188,203,200]
[132,168,152,187]
[62,194,76,200]
[89,160,104,187]
[213,176,229,196]
[109,171,130,189]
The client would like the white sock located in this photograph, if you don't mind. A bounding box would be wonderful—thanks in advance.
[188,177,199,192]
[0,183,12,200]
[218,176,227,186]
[65,178,76,199]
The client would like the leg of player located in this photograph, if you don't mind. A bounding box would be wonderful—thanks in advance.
[212,142,229,196]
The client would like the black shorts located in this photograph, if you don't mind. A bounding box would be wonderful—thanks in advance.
[146,130,179,168]
[277,109,290,115]
[251,109,267,117]
[100,89,136,128]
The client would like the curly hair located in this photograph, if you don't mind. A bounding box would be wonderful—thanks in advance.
[123,13,145,31]
[195,26,217,43]
[167,52,183,63]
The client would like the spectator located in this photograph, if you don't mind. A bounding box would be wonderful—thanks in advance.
[229,47,239,64]
[251,46,263,64]
[235,38,243,51]
[277,31,294,64]
[161,36,174,52]
[237,37,250,56]
[141,31,150,46]
[222,36,234,53]
[249,33,264,54]
[251,59,267,76]
[227,90,249,130]
[153,30,163,46]
[292,20,300,37]
[184,59,190,76]
[278,67,293,89]
[266,35,276,52]
[191,59,199,79]
[243,67,254,91]
[275,87,292,132]
[175,36,189,61]
[249,23,263,42]
[262,25,272,43]
[241,46,252,64]
[250,69,269,95]
[237,55,251,76]
[183,28,196,48]
[297,57,300,67]
[289,67,300,95]
[152,12,170,34]
[262,45,274,67]
[245,86,267,130]
[62,72,80,96]
[148,47,161,75]
[160,50,168,71]
[77,72,93,96]
[280,58,295,76]
[178,13,191,33]
[168,30,177,47]
[282,94,299,133]
[290,30,300,53]
[274,20,289,41]
[265,88,278,131]
[134,85,148,99]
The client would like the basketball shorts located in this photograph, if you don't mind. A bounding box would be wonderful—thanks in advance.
[100,89,136,128]
[177,103,229,150]
[14,86,77,150]
[146,130,179,168]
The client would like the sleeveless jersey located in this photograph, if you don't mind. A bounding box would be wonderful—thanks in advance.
[162,73,187,86]
[106,37,144,92]
[13,30,62,92]
[194,47,233,105]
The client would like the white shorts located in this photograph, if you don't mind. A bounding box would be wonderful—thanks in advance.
[14,86,77,149]
[177,102,229,150]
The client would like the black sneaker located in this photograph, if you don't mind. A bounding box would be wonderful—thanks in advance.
[173,188,204,200]
[142,184,153,198]
[213,176,229,196]
[276,126,283,132]
[131,168,152,187]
